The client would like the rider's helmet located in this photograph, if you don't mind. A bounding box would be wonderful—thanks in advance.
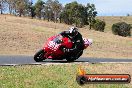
[69,27,78,37]
[83,38,93,49]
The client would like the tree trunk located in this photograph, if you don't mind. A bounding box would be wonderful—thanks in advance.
[75,21,77,27]
[59,17,61,23]
[89,24,92,29]
[54,12,57,23]
[89,20,92,29]
[0,2,2,14]
[47,14,50,21]
[0,9,2,14]
[0,4,2,14]
[19,10,22,17]
[8,2,11,14]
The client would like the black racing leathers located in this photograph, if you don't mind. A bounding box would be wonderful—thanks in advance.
[60,31,84,56]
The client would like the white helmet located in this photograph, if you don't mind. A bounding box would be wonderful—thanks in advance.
[83,38,93,49]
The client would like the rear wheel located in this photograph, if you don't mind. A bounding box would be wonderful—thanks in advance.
[34,49,45,62]
[66,50,83,62]
[76,50,83,59]
[66,57,76,62]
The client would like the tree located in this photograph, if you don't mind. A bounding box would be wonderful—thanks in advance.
[0,0,6,14]
[112,22,131,37]
[60,10,69,24]
[15,0,30,17]
[27,0,36,18]
[127,13,130,16]
[74,4,87,27]
[6,0,19,15]
[51,0,62,22]
[6,0,14,14]
[45,0,53,21]
[34,0,45,19]
[45,0,62,22]
[60,1,87,27]
[91,19,105,32]
[86,3,97,29]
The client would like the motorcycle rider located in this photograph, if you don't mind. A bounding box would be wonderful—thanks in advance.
[60,27,84,58]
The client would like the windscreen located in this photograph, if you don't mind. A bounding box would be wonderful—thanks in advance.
[52,35,63,44]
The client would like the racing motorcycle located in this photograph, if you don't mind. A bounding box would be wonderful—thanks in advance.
[34,34,92,62]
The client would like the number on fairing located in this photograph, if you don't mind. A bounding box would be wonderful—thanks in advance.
[48,41,59,50]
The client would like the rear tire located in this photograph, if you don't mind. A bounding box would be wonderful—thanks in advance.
[34,49,45,62]
[76,50,83,59]
[66,50,83,62]
[66,57,75,62]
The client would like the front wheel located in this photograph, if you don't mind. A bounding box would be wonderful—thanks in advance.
[34,49,45,62]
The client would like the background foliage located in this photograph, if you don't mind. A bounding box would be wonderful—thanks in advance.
[112,22,131,37]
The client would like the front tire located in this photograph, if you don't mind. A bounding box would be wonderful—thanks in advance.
[34,49,45,62]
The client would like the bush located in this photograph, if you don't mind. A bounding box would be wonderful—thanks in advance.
[112,22,131,37]
[91,19,105,32]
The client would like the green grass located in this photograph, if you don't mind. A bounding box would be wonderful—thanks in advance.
[0,64,130,88]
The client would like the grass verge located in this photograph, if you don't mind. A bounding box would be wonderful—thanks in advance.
[0,63,131,88]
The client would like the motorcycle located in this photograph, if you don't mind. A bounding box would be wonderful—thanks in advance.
[34,34,92,62]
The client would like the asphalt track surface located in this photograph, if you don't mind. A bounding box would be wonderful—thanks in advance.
[0,55,132,66]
